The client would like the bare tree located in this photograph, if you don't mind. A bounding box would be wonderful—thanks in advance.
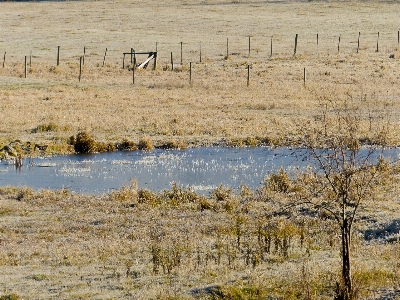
[286,99,395,299]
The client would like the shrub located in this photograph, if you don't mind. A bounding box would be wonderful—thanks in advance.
[138,137,154,151]
[73,131,98,153]
[158,139,187,150]
[116,139,138,151]
[16,187,35,201]
[264,168,291,193]
[109,179,138,203]
[163,182,199,206]
[138,189,159,206]
[212,184,232,201]
[96,141,116,152]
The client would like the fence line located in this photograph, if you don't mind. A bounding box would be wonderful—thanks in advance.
[1,30,399,86]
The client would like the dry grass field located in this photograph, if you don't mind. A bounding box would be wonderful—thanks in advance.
[1,0,400,299]
[1,0,400,152]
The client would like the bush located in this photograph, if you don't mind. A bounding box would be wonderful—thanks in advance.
[73,131,98,153]
[138,189,159,206]
[138,137,154,151]
[16,187,35,201]
[264,168,291,193]
[158,139,187,150]
[109,179,138,203]
[163,182,199,206]
[116,139,138,151]
[96,141,116,152]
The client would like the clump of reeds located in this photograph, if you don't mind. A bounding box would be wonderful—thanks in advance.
[116,139,138,151]
[138,137,154,151]
[158,139,187,150]
[72,131,98,153]
[109,179,138,203]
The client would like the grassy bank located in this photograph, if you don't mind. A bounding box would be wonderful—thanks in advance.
[0,176,399,299]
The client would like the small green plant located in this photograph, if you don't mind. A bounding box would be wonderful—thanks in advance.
[207,284,267,300]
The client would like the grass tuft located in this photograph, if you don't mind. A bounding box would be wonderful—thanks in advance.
[138,137,154,151]
[116,139,138,151]
[0,294,21,300]
[73,131,98,153]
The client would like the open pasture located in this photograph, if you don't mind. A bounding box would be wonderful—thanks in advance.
[1,0,400,150]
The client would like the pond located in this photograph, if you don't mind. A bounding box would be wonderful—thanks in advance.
[0,147,398,195]
[0,147,306,195]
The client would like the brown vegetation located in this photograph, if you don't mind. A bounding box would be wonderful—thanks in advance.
[1,0,400,155]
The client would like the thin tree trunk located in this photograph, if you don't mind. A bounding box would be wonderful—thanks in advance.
[341,221,352,299]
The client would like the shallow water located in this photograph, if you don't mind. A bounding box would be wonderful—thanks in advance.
[0,147,398,195]
[0,147,305,194]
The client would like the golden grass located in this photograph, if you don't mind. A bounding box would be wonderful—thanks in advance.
[1,0,400,152]
[0,179,399,299]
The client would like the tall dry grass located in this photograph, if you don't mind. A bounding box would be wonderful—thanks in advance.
[0,175,399,299]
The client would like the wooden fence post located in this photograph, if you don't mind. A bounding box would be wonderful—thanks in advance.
[24,56,27,78]
[303,67,306,86]
[103,48,108,67]
[376,32,379,52]
[338,34,341,53]
[132,57,136,85]
[131,48,134,64]
[122,54,125,69]
[189,61,192,85]
[171,52,174,71]
[83,46,86,65]
[57,46,60,66]
[180,42,183,65]
[226,38,229,59]
[247,65,250,87]
[294,34,298,56]
[153,52,157,70]
[2,52,5,68]
[270,37,273,57]
[79,56,83,82]
[317,33,319,47]
[199,41,202,63]
[398,30,399,48]
[248,36,251,58]
[357,32,360,53]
